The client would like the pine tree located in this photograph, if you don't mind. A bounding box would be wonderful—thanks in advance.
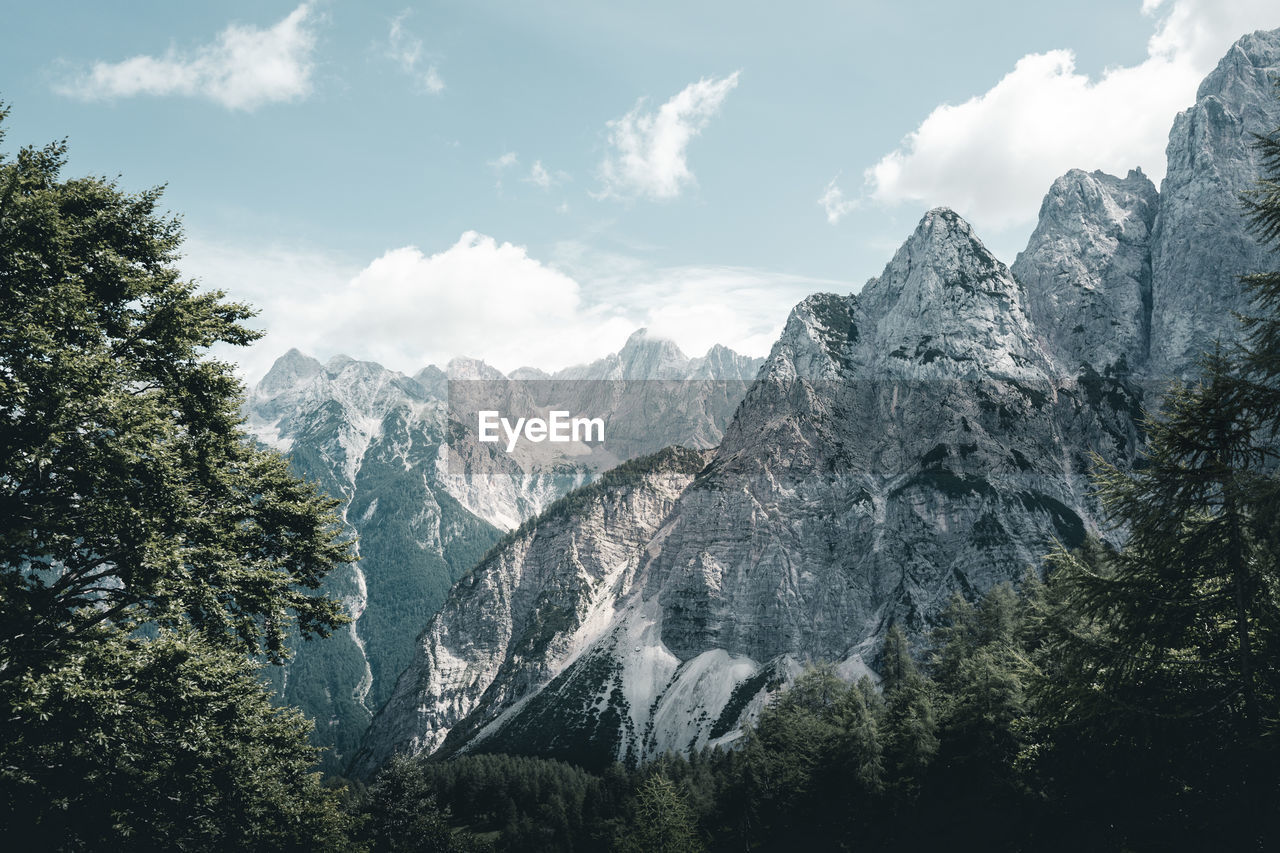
[360,758,483,853]
[1028,352,1280,849]
[1240,84,1280,414]
[878,624,938,801]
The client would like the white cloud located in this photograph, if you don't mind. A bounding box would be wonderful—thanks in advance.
[387,11,445,94]
[55,3,318,110]
[187,233,844,383]
[599,72,741,200]
[549,241,846,362]
[527,160,552,189]
[489,151,518,170]
[488,151,519,189]
[818,177,857,224]
[864,0,1279,231]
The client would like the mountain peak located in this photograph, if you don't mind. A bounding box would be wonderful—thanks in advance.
[1013,167,1158,374]
[860,207,1012,315]
[1149,26,1280,379]
[1196,28,1280,103]
[258,348,323,395]
[853,207,1049,378]
[445,356,507,381]
[617,327,689,379]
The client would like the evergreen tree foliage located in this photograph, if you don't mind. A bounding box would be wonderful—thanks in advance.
[1241,85,1280,414]
[0,110,352,671]
[1028,351,1280,849]
[359,757,488,853]
[927,585,1031,844]
[0,110,356,848]
[616,774,704,853]
[878,625,937,800]
[3,627,353,851]
[726,665,882,847]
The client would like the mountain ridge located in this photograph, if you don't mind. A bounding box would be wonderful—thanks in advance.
[348,28,1280,775]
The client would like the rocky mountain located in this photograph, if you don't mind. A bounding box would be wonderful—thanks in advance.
[352,209,1143,774]
[349,29,1280,775]
[1149,29,1280,378]
[245,336,762,769]
[1012,168,1159,374]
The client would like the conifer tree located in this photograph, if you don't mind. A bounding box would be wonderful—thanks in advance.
[878,624,938,800]
[617,774,704,853]
[1030,352,1280,848]
[1240,91,1280,413]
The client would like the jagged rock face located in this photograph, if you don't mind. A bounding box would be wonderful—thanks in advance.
[1013,169,1159,374]
[349,29,1280,777]
[246,335,762,770]
[249,356,500,772]
[353,211,1146,775]
[554,328,762,381]
[654,212,1139,665]
[349,448,711,777]
[1150,29,1280,378]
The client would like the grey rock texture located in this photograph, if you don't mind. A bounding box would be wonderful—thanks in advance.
[245,334,761,770]
[1150,29,1280,378]
[353,210,1146,774]
[349,447,711,777]
[1013,169,1159,374]
[654,211,1137,666]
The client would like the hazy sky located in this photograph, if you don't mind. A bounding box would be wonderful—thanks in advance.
[3,1,1277,380]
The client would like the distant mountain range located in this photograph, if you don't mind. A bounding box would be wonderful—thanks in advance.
[329,29,1280,775]
[246,333,763,770]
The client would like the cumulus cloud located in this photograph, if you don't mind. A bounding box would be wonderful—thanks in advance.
[387,11,444,94]
[187,233,842,383]
[55,3,318,110]
[599,72,741,200]
[864,0,1278,231]
[819,177,857,224]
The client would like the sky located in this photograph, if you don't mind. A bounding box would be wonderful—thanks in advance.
[2,0,1278,381]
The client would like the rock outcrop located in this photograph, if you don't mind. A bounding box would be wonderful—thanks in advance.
[1149,29,1280,378]
[1012,169,1159,374]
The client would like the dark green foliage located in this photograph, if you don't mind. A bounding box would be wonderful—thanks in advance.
[355,752,626,852]
[925,586,1031,845]
[615,774,704,853]
[878,625,938,801]
[1241,86,1280,414]
[0,111,355,848]
[0,113,352,668]
[2,627,353,851]
[358,757,489,853]
[717,665,883,848]
[1024,351,1280,850]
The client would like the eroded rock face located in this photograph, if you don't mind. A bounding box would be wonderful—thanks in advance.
[349,448,711,777]
[653,211,1138,667]
[353,210,1144,774]
[245,336,761,770]
[1013,169,1159,375]
[1149,29,1280,379]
